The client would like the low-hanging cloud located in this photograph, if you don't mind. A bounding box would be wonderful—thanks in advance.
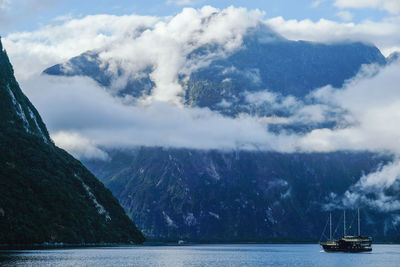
[22,75,299,157]
[21,60,400,157]
[330,159,400,212]
[52,131,109,161]
[300,61,400,154]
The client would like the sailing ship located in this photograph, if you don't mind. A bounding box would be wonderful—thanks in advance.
[320,209,372,252]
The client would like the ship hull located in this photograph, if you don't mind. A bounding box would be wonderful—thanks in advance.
[322,244,372,253]
[320,236,372,253]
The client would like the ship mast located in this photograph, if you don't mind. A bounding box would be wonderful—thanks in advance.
[344,210,346,236]
[358,208,360,236]
[330,213,332,240]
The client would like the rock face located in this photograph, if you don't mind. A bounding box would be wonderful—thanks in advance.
[85,148,398,243]
[0,40,145,245]
[184,38,386,111]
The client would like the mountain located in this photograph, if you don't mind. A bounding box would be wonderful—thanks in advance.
[0,39,145,245]
[84,148,399,243]
[43,51,154,99]
[43,25,386,116]
[42,27,399,243]
[184,34,386,111]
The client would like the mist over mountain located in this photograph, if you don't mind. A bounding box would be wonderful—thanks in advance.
[0,39,145,245]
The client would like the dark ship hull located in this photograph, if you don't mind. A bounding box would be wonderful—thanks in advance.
[321,236,372,253]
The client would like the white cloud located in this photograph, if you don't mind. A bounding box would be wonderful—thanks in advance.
[99,6,263,104]
[0,0,62,31]
[334,0,400,15]
[22,60,400,159]
[299,61,400,154]
[339,159,400,212]
[335,10,353,21]
[311,0,328,8]
[0,0,10,9]
[52,131,109,161]
[3,13,159,80]
[166,0,195,6]
[22,75,297,153]
[265,16,400,56]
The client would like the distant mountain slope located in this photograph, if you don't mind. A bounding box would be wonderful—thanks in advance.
[43,25,386,113]
[85,148,398,243]
[185,39,386,110]
[0,39,145,245]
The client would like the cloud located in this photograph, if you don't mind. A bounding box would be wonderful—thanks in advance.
[337,159,400,212]
[334,0,400,15]
[3,13,159,80]
[0,0,10,9]
[265,16,400,55]
[21,60,400,159]
[99,6,263,104]
[0,0,61,31]
[299,61,400,154]
[335,10,353,21]
[52,131,109,161]
[21,75,298,153]
[311,0,328,8]
[166,0,196,6]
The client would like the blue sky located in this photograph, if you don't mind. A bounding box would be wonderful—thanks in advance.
[0,0,391,34]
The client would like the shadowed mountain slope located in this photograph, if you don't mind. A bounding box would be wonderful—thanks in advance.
[0,39,145,245]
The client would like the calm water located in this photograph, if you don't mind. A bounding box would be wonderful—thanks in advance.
[0,244,399,267]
